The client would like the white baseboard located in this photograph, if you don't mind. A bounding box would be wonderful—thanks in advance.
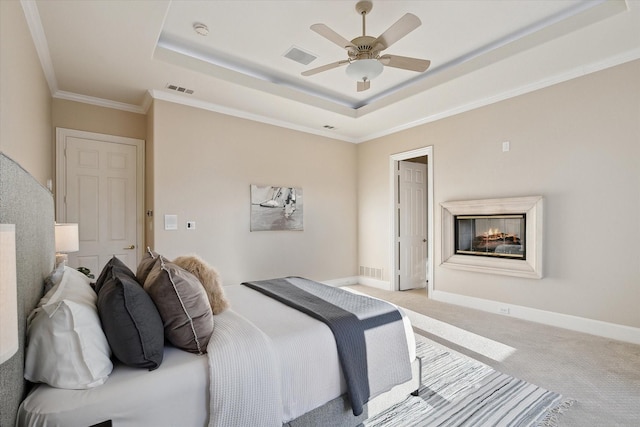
[432,290,640,345]
[319,279,640,344]
[357,276,392,291]
[321,276,391,290]
[321,276,359,287]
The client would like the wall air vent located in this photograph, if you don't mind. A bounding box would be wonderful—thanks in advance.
[283,46,317,65]
[166,84,194,95]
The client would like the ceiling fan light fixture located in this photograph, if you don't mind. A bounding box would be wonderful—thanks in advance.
[345,59,383,82]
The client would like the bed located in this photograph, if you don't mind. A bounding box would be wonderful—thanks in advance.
[1,152,420,427]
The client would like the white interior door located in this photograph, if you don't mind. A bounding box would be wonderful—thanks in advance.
[56,128,144,274]
[398,160,427,290]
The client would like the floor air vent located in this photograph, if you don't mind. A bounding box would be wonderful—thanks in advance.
[359,266,383,280]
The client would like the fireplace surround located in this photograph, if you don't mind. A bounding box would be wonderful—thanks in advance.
[441,196,543,278]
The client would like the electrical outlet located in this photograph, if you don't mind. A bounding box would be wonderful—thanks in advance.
[186,221,196,230]
[499,307,510,315]
[502,141,510,152]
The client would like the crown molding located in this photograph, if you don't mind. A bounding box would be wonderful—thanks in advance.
[42,46,640,142]
[48,44,640,142]
[148,89,355,143]
[21,0,57,95]
[53,91,146,115]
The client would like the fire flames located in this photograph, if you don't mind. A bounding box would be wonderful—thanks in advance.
[474,228,521,251]
[483,228,501,237]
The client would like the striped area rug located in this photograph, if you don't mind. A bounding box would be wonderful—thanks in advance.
[364,335,574,427]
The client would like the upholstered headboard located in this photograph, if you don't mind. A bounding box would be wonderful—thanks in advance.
[0,153,55,427]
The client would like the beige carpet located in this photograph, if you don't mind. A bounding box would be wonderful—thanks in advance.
[348,285,640,427]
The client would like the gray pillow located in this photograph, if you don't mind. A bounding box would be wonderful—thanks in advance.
[136,248,161,284]
[96,256,164,370]
[144,256,214,354]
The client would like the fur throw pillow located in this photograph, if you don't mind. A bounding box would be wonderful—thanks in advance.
[173,255,229,314]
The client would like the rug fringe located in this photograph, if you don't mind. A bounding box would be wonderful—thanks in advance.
[535,399,576,427]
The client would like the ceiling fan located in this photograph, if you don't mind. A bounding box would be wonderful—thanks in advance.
[302,0,431,92]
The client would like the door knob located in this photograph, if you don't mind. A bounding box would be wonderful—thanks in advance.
[423,239,427,242]
[124,244,135,250]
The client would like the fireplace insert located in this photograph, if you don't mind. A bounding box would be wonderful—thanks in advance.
[455,214,526,259]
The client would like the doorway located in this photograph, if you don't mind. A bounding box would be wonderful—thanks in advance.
[56,128,144,274]
[390,147,434,294]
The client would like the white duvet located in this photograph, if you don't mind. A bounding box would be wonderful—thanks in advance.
[215,284,416,424]
[17,284,415,426]
[221,285,348,423]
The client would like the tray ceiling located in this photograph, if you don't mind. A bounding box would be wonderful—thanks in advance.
[27,0,640,142]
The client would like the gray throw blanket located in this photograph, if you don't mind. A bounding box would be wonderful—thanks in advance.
[242,277,412,416]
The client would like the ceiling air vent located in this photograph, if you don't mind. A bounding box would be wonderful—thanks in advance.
[283,46,317,66]
[166,84,194,95]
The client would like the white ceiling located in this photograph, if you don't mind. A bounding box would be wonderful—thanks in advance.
[26,0,640,142]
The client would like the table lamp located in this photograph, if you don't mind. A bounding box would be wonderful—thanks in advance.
[55,223,79,266]
[0,224,18,364]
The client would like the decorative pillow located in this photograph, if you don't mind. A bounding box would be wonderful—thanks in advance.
[95,256,164,370]
[136,247,161,284]
[173,254,230,314]
[144,256,214,354]
[25,267,113,389]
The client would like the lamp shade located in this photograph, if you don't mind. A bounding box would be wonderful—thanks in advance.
[55,223,79,253]
[0,224,18,364]
[345,59,384,81]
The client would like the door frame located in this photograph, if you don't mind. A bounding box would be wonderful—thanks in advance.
[55,127,145,264]
[390,146,434,294]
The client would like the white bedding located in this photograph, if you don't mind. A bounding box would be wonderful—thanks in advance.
[225,284,346,422]
[17,284,416,426]
[17,346,209,427]
[224,284,416,422]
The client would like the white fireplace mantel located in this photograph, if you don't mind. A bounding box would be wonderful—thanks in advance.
[441,196,543,279]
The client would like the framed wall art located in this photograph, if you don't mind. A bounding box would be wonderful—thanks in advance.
[250,184,303,231]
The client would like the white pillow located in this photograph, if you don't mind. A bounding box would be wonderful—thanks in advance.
[24,267,113,389]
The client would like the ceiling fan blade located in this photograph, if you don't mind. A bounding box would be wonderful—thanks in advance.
[301,60,349,76]
[357,79,371,92]
[373,13,421,51]
[379,54,430,72]
[310,23,357,51]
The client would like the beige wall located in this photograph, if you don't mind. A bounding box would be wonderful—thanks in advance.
[151,100,358,286]
[0,0,52,185]
[357,60,640,328]
[7,0,636,330]
[52,98,146,140]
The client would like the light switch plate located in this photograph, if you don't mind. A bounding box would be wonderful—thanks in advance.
[164,214,178,230]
